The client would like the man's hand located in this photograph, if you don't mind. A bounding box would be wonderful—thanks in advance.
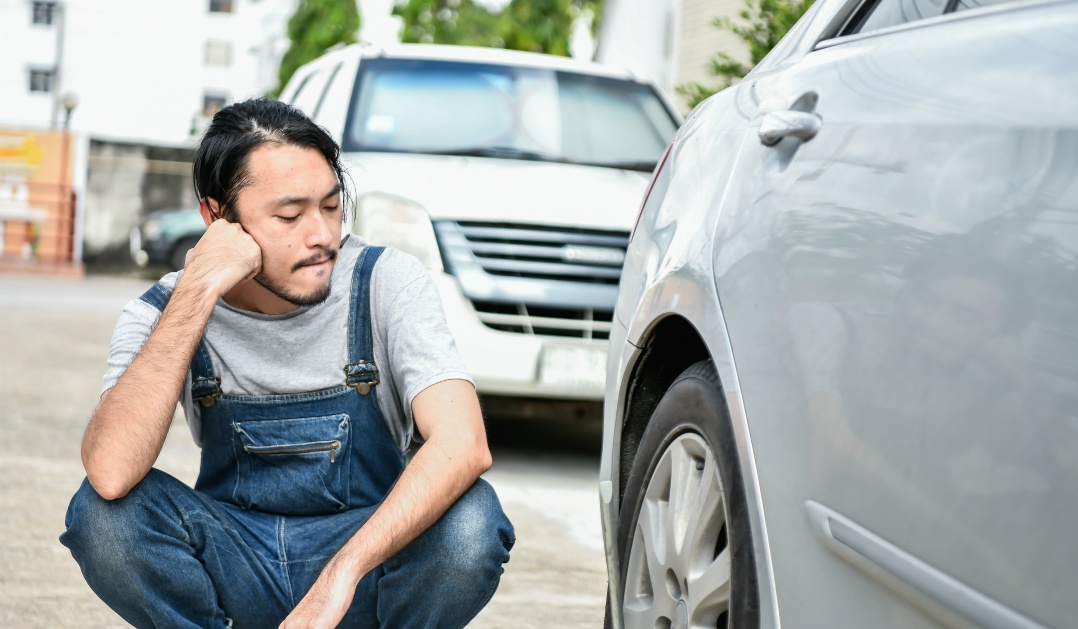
[182,219,262,298]
[279,380,490,627]
[279,560,359,629]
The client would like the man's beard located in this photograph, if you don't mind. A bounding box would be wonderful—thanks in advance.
[253,248,338,307]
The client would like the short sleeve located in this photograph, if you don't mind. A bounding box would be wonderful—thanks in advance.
[102,298,164,395]
[101,284,202,446]
[370,249,473,447]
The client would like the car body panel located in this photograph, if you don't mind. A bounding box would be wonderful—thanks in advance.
[343,152,650,231]
[603,0,1078,627]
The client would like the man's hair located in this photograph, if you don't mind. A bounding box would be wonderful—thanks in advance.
[192,97,351,222]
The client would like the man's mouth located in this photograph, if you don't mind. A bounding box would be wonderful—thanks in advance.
[292,248,338,272]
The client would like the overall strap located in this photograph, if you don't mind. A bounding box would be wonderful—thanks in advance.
[345,246,385,395]
[137,282,222,407]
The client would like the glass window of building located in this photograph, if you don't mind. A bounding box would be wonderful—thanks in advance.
[29,68,55,93]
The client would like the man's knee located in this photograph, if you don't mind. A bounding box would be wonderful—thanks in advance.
[60,469,184,565]
[429,479,515,576]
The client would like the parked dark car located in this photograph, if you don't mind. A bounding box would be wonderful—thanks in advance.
[130,207,205,270]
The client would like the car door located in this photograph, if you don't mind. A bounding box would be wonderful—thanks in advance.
[711,1,1078,626]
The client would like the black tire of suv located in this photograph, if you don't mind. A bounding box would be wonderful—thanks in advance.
[611,359,760,629]
[170,237,200,271]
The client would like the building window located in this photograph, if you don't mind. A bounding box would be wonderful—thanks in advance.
[203,94,228,117]
[204,40,233,66]
[31,1,57,25]
[28,68,55,93]
[208,0,233,13]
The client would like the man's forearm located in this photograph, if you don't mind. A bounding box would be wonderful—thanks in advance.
[82,278,218,499]
[325,429,491,588]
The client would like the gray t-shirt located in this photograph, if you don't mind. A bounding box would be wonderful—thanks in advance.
[102,236,472,449]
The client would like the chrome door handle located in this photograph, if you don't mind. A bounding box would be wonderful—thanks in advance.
[758,110,822,146]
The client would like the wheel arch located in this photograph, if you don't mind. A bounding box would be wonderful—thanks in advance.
[617,313,710,505]
[611,303,780,628]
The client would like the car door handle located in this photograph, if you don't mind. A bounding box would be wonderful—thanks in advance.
[758,110,822,146]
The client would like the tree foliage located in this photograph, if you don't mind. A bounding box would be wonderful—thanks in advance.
[394,0,501,47]
[393,0,603,57]
[277,0,362,95]
[677,0,814,109]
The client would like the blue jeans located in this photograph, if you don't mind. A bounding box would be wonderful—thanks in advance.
[60,469,515,628]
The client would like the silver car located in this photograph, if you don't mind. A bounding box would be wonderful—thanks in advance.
[600,0,1078,627]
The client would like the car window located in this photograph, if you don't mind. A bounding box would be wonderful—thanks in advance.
[311,62,342,119]
[949,0,1031,12]
[845,0,948,34]
[343,58,678,170]
[845,0,1038,34]
[290,67,330,117]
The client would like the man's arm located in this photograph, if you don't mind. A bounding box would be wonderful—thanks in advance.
[281,378,491,629]
[82,219,260,500]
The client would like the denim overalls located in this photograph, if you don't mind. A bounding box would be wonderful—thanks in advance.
[62,245,514,628]
[138,245,403,515]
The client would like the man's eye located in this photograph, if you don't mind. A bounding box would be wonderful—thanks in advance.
[324,205,340,212]
[277,215,299,223]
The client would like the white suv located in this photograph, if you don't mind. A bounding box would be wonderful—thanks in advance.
[280,43,679,419]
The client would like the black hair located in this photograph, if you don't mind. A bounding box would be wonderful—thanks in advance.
[192,97,351,222]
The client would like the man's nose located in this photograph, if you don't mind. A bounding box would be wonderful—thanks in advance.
[304,210,334,247]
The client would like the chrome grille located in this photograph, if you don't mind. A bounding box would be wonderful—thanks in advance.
[454,221,629,285]
[434,220,628,339]
[471,301,614,340]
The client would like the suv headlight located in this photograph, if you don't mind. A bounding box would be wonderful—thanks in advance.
[354,193,443,272]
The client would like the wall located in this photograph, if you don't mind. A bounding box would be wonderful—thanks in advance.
[82,140,195,263]
[0,128,77,264]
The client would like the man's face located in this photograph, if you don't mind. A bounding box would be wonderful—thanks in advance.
[232,143,343,307]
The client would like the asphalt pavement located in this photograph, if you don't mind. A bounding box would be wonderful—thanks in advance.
[0,272,608,628]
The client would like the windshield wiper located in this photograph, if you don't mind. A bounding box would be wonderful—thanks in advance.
[580,160,657,173]
[362,145,658,172]
[425,146,571,163]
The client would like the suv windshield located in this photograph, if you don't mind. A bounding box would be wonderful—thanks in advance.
[343,57,678,171]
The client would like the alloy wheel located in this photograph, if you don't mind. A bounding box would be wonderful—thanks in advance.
[623,432,731,629]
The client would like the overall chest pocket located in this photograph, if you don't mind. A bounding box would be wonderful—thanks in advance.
[232,414,351,515]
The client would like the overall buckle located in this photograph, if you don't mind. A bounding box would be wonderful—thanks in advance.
[344,361,379,396]
[192,377,222,407]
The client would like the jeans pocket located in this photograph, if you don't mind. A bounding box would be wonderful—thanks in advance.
[233,414,351,515]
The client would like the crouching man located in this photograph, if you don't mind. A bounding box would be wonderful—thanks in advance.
[60,97,514,629]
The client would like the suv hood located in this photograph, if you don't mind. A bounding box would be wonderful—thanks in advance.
[344,152,651,231]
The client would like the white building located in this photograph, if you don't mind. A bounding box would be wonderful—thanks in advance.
[595,0,748,112]
[0,0,298,145]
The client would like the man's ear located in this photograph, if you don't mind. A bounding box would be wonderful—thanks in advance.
[199,197,221,226]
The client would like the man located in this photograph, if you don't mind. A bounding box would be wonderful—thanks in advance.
[61,98,515,628]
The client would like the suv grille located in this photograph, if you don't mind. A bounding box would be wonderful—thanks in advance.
[472,300,614,340]
[435,221,629,340]
[455,221,628,285]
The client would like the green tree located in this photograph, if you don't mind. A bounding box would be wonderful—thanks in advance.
[393,0,604,57]
[678,0,814,109]
[393,0,501,47]
[277,0,362,95]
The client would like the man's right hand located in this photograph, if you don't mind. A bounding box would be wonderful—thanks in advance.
[182,219,262,299]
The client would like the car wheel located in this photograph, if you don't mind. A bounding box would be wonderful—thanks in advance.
[169,237,200,271]
[614,359,758,629]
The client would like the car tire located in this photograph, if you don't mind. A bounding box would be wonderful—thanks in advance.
[170,237,200,271]
[612,359,759,629]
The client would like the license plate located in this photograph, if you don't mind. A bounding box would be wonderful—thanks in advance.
[538,344,608,394]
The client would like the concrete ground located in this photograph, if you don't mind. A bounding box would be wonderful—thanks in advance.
[0,273,608,628]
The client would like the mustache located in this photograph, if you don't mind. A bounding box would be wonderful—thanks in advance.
[291,247,338,272]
